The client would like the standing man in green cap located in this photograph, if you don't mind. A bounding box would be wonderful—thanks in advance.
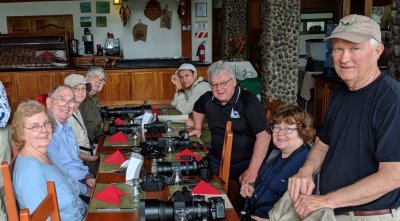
[288,14,400,220]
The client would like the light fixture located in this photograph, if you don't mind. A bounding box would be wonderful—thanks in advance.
[113,0,121,5]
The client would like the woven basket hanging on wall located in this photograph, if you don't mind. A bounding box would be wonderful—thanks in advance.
[144,0,162,21]
[132,19,148,42]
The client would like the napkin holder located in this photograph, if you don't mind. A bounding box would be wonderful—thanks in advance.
[121,152,144,180]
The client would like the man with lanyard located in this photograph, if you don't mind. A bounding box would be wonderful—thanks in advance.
[171,63,211,114]
[190,60,271,185]
[288,14,400,220]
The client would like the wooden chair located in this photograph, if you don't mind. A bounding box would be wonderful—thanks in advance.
[1,161,18,221]
[219,121,233,193]
[265,98,284,160]
[19,181,60,221]
[265,97,284,126]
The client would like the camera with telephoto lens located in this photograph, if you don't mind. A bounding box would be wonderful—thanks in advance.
[100,104,152,119]
[144,123,168,133]
[144,130,193,150]
[108,123,140,135]
[156,156,211,181]
[140,189,225,221]
[141,173,165,191]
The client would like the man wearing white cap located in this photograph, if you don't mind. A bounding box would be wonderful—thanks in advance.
[171,63,211,114]
[288,14,400,220]
[64,74,99,175]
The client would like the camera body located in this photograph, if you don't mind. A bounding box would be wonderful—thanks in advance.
[100,104,152,119]
[156,157,211,181]
[142,173,164,191]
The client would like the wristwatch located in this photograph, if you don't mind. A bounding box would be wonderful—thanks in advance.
[178,89,185,94]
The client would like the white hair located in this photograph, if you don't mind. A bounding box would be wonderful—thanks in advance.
[369,38,380,49]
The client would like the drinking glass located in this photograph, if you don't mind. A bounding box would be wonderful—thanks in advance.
[171,167,182,186]
[129,178,143,203]
[165,138,175,159]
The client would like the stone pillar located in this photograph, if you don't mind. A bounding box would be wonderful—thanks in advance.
[221,0,247,59]
[388,0,400,81]
[260,0,300,104]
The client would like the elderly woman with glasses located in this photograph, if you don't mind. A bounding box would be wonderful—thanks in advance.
[240,104,315,221]
[11,100,87,221]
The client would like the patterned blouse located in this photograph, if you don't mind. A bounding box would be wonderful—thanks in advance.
[0,81,10,127]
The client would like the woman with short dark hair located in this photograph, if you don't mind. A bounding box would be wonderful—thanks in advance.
[240,104,316,220]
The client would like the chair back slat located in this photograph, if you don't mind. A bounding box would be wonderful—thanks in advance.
[19,181,60,221]
[219,121,233,193]
[1,161,18,221]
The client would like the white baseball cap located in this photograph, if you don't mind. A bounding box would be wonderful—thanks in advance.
[175,63,197,75]
[64,74,89,87]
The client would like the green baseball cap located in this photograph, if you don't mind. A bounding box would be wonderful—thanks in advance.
[324,14,381,44]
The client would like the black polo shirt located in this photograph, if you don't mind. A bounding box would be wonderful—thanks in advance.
[193,87,267,164]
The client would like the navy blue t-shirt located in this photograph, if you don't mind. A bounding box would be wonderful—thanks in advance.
[319,74,400,212]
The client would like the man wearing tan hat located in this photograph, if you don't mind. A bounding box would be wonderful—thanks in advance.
[288,14,400,220]
[171,63,211,114]
[64,74,99,175]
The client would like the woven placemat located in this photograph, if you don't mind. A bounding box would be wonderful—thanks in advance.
[89,183,146,212]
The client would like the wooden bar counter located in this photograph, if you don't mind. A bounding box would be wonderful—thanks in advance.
[0,64,209,110]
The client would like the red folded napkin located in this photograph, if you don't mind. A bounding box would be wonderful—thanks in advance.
[103,150,127,164]
[107,131,128,143]
[93,185,126,204]
[114,118,125,125]
[192,180,220,194]
[151,108,159,115]
[176,148,201,162]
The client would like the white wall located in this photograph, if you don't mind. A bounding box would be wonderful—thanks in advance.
[0,0,183,59]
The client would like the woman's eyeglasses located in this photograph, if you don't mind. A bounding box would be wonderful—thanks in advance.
[271,126,298,135]
[24,120,53,132]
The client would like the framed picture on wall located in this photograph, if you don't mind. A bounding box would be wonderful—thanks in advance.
[195,3,207,17]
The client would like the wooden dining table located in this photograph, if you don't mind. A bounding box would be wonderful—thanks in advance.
[85,134,240,221]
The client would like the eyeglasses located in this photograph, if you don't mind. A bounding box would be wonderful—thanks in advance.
[24,120,53,132]
[51,97,77,107]
[88,74,106,83]
[211,78,232,89]
[73,86,87,92]
[271,126,298,135]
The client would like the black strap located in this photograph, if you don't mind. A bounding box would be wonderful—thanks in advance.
[72,113,95,155]
[72,113,85,130]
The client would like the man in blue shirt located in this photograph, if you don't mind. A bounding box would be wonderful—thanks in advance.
[46,85,96,197]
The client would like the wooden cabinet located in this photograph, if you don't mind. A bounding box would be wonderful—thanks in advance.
[7,15,74,40]
[313,75,342,128]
